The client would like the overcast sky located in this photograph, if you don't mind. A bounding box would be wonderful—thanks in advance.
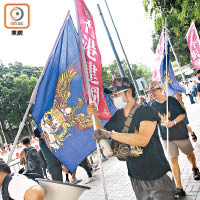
[0,0,155,69]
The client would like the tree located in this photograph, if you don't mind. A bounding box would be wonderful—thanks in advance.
[102,60,152,90]
[143,0,200,66]
[0,61,42,142]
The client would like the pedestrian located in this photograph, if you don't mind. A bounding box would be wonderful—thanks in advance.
[20,137,43,177]
[37,149,48,178]
[88,77,176,200]
[79,158,95,184]
[0,160,45,200]
[196,69,200,101]
[174,92,197,142]
[185,81,195,104]
[62,165,82,184]
[150,81,200,199]
[189,81,197,102]
[33,128,63,181]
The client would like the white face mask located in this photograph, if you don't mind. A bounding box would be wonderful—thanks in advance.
[113,96,127,109]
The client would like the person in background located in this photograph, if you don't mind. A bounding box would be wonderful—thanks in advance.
[20,137,43,177]
[174,92,197,142]
[150,81,200,199]
[88,77,176,200]
[62,166,82,184]
[196,69,200,101]
[79,158,95,184]
[0,160,45,200]
[37,149,48,178]
[62,158,95,184]
[185,82,195,104]
[33,128,63,181]
[189,81,197,102]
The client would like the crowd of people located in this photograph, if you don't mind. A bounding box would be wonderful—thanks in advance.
[0,132,101,199]
[87,71,200,199]
[0,71,200,200]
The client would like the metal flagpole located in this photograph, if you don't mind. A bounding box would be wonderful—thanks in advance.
[163,26,186,83]
[6,14,71,165]
[103,0,140,96]
[74,1,108,199]
[164,19,169,160]
[7,102,32,164]
[167,35,186,83]
[0,121,8,146]
[97,4,125,78]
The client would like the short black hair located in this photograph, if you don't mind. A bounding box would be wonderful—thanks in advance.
[197,69,200,75]
[34,128,41,138]
[0,160,11,174]
[22,137,30,145]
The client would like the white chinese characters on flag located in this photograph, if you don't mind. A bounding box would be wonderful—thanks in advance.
[152,30,165,81]
[186,22,200,70]
[75,0,111,120]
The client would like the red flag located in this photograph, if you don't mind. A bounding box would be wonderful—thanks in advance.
[186,22,200,70]
[75,0,111,120]
[152,30,164,81]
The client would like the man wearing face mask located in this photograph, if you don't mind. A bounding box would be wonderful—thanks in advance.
[196,69,200,100]
[87,77,176,200]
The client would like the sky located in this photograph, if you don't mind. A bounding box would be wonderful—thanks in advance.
[0,0,155,69]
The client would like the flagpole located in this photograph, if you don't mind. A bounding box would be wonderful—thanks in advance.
[103,0,140,96]
[0,121,8,146]
[6,12,71,165]
[164,18,169,160]
[165,28,186,83]
[7,102,32,164]
[74,1,108,199]
[97,4,125,78]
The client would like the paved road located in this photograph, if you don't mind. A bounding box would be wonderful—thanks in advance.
[76,97,200,200]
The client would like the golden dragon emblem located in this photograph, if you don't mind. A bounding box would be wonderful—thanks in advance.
[40,66,93,151]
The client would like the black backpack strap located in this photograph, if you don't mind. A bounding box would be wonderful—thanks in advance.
[23,172,43,182]
[122,103,140,133]
[2,174,14,200]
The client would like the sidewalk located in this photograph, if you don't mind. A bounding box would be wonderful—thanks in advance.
[76,98,200,200]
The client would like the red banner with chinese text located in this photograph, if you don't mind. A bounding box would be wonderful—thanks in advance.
[75,0,111,120]
[186,22,200,70]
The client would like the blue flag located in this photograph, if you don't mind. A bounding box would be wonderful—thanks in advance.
[32,14,97,172]
[160,42,185,96]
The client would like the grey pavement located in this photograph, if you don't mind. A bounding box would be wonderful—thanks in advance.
[75,96,200,200]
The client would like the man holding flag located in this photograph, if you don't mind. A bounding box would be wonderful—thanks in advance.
[150,27,200,199]
[88,77,176,200]
[32,0,116,176]
[150,81,200,198]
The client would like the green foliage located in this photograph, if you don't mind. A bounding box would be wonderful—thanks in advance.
[102,60,152,88]
[0,62,42,136]
[0,59,152,142]
[143,0,200,66]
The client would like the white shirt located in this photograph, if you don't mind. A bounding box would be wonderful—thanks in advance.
[0,173,38,200]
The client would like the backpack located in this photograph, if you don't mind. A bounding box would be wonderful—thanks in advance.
[111,103,142,161]
[24,146,41,172]
[1,174,13,200]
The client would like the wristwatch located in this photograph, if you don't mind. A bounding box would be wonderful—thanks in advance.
[173,120,177,125]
